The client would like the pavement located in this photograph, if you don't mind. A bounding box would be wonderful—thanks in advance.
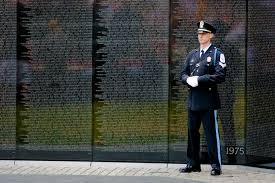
[0,161,274,183]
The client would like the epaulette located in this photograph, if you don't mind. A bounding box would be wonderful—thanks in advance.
[186,49,198,59]
[190,49,198,55]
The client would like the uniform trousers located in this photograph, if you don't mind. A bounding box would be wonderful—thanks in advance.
[187,109,222,168]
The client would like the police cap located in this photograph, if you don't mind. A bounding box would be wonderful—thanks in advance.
[197,21,216,34]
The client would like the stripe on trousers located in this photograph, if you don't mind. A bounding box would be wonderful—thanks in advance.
[214,110,222,167]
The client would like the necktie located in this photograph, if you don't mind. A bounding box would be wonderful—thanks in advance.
[200,50,205,58]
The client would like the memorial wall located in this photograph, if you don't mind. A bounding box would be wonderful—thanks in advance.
[170,0,246,164]
[246,0,275,162]
[0,0,274,165]
[93,0,169,162]
[0,0,17,159]
[16,0,93,160]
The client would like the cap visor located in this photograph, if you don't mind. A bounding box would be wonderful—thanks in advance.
[197,28,211,33]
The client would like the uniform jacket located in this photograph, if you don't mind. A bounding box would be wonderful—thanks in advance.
[180,45,226,111]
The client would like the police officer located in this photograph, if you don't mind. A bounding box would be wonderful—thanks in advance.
[179,21,226,176]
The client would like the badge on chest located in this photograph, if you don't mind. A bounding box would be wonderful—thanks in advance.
[207,56,212,66]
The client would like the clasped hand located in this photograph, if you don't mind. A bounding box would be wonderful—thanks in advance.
[187,76,199,87]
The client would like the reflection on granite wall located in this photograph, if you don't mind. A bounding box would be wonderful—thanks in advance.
[16,0,93,160]
[246,0,275,160]
[0,0,17,159]
[93,0,169,162]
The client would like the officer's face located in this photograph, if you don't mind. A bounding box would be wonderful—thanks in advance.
[198,32,213,45]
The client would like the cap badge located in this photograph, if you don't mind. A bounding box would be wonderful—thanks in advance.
[200,21,204,28]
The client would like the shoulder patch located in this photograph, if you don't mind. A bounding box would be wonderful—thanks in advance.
[220,54,225,63]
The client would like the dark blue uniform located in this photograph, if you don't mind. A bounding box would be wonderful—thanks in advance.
[180,44,226,170]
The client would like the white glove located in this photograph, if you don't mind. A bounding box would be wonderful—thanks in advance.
[186,76,199,87]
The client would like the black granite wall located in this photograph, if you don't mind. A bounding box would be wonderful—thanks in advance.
[0,0,274,165]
